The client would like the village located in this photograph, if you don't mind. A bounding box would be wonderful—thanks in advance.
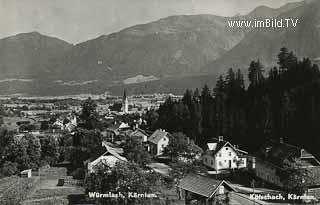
[1,90,320,205]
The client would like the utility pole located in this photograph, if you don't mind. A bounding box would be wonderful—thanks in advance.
[251,179,255,205]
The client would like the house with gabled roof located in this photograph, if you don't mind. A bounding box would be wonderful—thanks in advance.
[104,121,131,142]
[87,143,127,173]
[202,136,248,171]
[177,174,235,204]
[147,129,171,156]
[129,127,149,143]
[253,138,320,198]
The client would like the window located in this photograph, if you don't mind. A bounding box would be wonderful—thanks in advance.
[163,137,166,141]
[218,153,221,157]
[211,160,213,165]
[226,147,229,150]
[229,152,232,156]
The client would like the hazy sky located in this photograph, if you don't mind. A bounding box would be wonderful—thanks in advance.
[0,0,301,44]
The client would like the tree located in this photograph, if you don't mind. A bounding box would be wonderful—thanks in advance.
[1,161,18,177]
[40,135,60,165]
[0,103,5,126]
[122,137,151,166]
[280,159,309,195]
[69,128,103,168]
[25,134,41,168]
[201,84,214,142]
[248,60,264,87]
[163,132,190,161]
[169,160,207,181]
[2,134,41,170]
[278,47,297,74]
[79,97,99,129]
[85,162,162,204]
[142,110,159,130]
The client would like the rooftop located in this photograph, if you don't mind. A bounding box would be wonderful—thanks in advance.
[177,174,235,198]
[148,129,169,144]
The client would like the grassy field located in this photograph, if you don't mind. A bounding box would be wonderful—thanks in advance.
[22,168,85,205]
[0,167,85,205]
[2,116,35,130]
[0,176,20,194]
[0,176,39,204]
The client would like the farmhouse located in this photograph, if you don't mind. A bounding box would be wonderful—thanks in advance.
[253,138,320,198]
[177,174,235,204]
[202,136,247,171]
[87,145,127,173]
[147,129,170,156]
[129,127,149,143]
[104,122,131,143]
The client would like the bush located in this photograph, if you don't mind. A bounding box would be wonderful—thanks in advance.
[1,161,18,177]
[71,168,85,179]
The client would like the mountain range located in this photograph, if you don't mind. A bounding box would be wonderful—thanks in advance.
[0,0,318,96]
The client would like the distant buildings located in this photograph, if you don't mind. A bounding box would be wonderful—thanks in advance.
[202,136,248,171]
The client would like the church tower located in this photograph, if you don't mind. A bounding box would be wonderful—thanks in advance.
[122,89,129,114]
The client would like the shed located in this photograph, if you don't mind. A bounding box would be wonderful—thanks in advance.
[21,169,32,178]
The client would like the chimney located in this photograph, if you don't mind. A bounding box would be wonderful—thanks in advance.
[218,136,223,142]
[280,137,284,144]
[265,146,271,153]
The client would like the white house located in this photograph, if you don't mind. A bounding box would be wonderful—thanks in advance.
[202,136,247,171]
[88,145,127,173]
[147,129,170,156]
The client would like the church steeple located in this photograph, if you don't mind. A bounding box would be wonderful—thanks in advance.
[122,89,127,101]
[122,89,128,113]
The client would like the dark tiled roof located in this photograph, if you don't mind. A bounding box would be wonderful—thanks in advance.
[255,139,320,168]
[129,128,149,137]
[177,174,234,198]
[148,129,168,144]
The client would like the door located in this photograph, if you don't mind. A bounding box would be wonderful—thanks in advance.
[229,160,232,168]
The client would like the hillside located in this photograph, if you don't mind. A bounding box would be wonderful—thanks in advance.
[247,1,305,18]
[42,15,248,83]
[0,32,72,79]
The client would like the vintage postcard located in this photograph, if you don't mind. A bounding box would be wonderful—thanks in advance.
[0,0,319,204]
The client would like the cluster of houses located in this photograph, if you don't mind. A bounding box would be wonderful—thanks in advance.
[4,96,320,204]
[87,121,320,204]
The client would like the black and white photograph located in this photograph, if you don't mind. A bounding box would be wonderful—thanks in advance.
[0,0,320,204]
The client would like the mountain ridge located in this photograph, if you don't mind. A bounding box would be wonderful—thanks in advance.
[0,1,312,95]
[205,0,320,75]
